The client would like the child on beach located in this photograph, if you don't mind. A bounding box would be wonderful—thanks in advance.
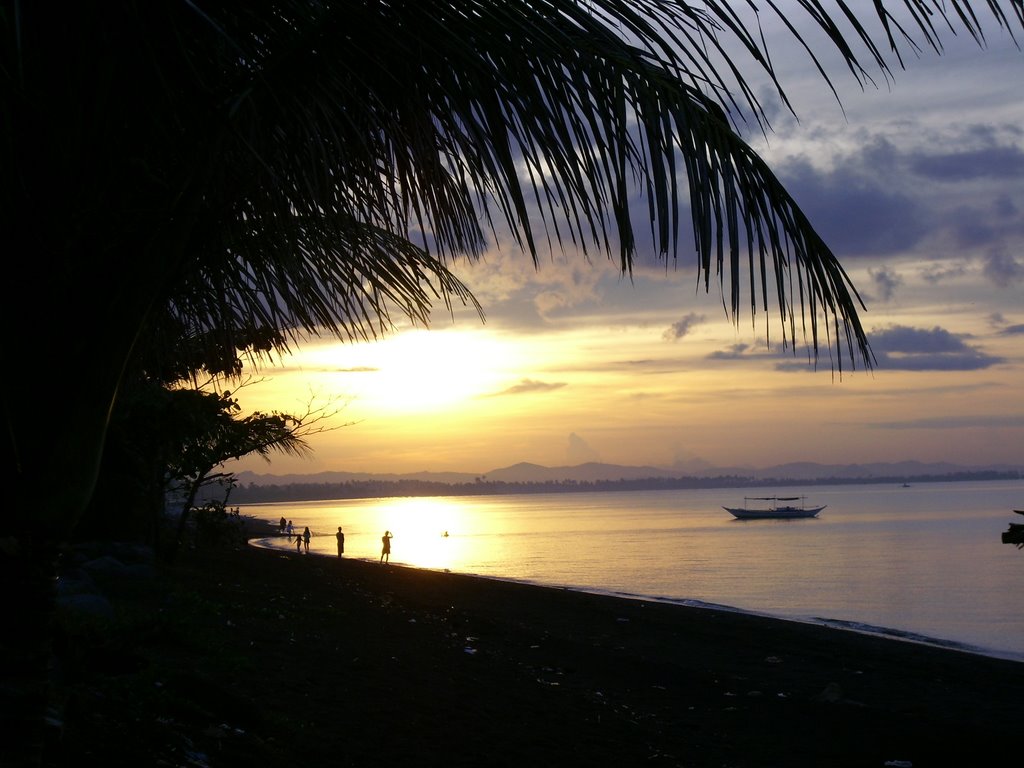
[286,520,294,541]
[303,526,311,553]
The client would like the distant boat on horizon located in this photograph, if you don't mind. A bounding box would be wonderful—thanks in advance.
[724,496,825,520]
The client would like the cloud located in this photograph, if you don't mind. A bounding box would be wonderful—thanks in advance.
[983,249,1024,284]
[907,145,1024,181]
[566,432,600,464]
[271,363,378,374]
[705,340,819,369]
[920,262,969,284]
[778,153,930,256]
[703,341,821,370]
[454,247,624,331]
[662,312,706,341]
[707,343,751,360]
[868,266,903,302]
[870,325,1005,371]
[764,118,1023,273]
[870,414,1024,430]
[490,378,567,396]
[993,193,1019,218]
[875,325,966,353]
[986,312,1024,335]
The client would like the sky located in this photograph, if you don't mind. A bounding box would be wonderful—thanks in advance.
[228,7,1023,478]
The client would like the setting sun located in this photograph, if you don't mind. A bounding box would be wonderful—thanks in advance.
[276,328,533,416]
[359,329,508,412]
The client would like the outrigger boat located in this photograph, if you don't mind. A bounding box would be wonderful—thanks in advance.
[1002,509,1024,548]
[724,496,825,520]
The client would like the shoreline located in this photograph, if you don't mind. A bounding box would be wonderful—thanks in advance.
[250,530,1024,665]
[48,516,1024,766]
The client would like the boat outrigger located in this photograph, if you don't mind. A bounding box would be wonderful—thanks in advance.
[1002,509,1024,548]
[724,496,825,520]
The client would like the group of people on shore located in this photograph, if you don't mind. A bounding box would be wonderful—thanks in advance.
[279,517,312,553]
[278,517,392,563]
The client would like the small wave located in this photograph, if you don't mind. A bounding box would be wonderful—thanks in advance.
[806,616,1024,663]
[521,585,1024,663]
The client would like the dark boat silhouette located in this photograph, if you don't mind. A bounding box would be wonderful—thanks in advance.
[723,496,825,520]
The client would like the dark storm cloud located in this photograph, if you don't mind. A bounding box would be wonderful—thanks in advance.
[870,325,1004,371]
[490,378,567,396]
[1000,324,1024,335]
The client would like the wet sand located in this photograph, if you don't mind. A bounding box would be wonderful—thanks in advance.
[50,518,1024,766]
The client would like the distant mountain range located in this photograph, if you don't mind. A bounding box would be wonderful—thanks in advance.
[235,459,1022,487]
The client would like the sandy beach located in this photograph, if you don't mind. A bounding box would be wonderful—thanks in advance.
[45,518,1024,767]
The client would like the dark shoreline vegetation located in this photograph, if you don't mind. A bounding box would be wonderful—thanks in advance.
[44,516,1023,767]
[228,470,1021,504]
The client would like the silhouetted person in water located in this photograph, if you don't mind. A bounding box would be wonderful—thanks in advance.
[380,531,393,563]
[303,526,311,553]
[336,526,345,557]
[295,533,302,553]
[286,520,294,541]
[279,516,287,534]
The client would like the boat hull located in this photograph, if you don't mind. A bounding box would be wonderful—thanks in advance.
[724,505,825,520]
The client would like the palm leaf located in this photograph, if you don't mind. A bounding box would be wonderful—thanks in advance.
[141,0,1018,371]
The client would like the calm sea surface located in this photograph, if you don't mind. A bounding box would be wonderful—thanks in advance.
[243,479,1024,661]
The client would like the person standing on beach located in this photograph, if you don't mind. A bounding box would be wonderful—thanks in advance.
[380,530,393,563]
[336,527,345,558]
[295,533,302,553]
[279,516,287,534]
[303,526,311,553]
[286,520,294,541]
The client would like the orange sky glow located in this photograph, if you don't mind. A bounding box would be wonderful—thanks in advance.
[228,25,1023,478]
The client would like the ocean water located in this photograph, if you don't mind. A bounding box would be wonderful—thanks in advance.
[243,479,1024,661]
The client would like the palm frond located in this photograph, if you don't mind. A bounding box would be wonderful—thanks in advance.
[8,1,1021,374]
[157,0,1017,370]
